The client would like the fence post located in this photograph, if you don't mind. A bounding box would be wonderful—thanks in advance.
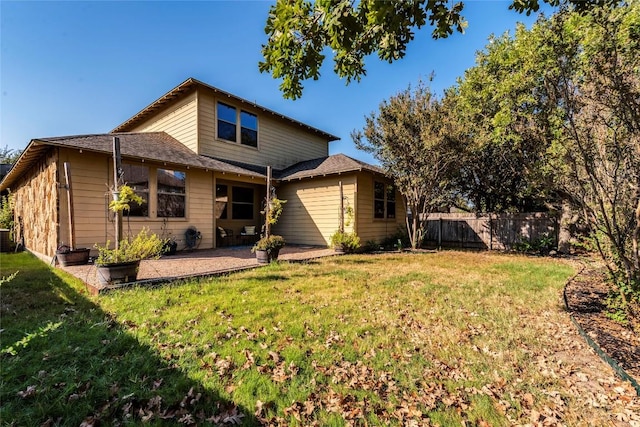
[489,214,493,251]
[438,217,442,250]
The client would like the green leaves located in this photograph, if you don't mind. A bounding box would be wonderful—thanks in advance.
[352,80,461,248]
[260,0,611,99]
[260,0,465,99]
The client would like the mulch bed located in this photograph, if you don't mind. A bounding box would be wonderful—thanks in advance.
[564,261,640,382]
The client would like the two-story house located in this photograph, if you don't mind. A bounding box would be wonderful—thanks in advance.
[0,78,405,261]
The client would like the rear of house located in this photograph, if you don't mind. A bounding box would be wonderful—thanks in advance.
[0,78,405,261]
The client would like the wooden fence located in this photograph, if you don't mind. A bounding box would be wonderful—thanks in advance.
[422,212,558,250]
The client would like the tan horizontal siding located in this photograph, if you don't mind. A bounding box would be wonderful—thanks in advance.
[273,176,356,246]
[58,149,111,251]
[355,174,405,244]
[182,169,214,249]
[55,150,220,254]
[131,91,198,153]
[198,92,329,169]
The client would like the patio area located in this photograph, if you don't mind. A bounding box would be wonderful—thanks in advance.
[61,245,337,295]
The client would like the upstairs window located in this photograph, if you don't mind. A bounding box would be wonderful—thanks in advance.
[374,181,396,219]
[217,102,237,142]
[122,164,149,217]
[157,169,186,218]
[240,111,258,147]
[217,101,258,147]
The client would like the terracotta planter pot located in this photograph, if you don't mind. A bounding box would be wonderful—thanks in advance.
[57,248,90,266]
[96,260,140,286]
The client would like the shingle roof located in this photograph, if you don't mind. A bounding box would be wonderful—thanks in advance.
[0,132,265,191]
[111,77,340,142]
[278,154,385,181]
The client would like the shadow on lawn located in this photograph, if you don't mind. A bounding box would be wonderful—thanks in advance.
[0,253,256,426]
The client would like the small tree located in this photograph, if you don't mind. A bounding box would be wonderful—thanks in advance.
[352,80,460,249]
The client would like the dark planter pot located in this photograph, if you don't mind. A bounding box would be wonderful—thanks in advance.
[162,240,178,256]
[96,260,140,286]
[57,248,90,266]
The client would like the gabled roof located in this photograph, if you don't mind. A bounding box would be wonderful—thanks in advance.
[278,154,385,181]
[0,132,266,191]
[111,77,340,142]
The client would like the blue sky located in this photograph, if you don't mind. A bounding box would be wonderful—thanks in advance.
[1,0,554,165]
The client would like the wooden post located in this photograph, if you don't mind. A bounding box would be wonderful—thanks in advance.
[63,162,76,250]
[338,181,344,233]
[265,166,272,238]
[438,217,442,251]
[489,214,493,251]
[113,137,122,249]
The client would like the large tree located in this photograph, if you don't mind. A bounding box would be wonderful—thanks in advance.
[445,22,557,213]
[259,0,618,99]
[543,4,640,300]
[352,80,460,249]
[448,3,639,306]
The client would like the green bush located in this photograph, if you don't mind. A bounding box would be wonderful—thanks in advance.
[514,232,556,255]
[0,192,14,238]
[95,228,165,265]
[252,234,285,254]
[330,230,360,252]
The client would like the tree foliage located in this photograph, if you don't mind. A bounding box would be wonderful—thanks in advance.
[542,4,640,297]
[447,2,639,302]
[0,145,22,164]
[446,23,558,212]
[260,0,619,99]
[352,80,460,249]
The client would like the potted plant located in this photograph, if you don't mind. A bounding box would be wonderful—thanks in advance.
[253,191,287,263]
[160,218,178,255]
[252,234,286,264]
[330,194,359,253]
[330,230,360,253]
[56,244,90,266]
[94,228,165,285]
[94,185,165,285]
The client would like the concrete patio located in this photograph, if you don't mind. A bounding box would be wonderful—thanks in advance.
[61,245,337,294]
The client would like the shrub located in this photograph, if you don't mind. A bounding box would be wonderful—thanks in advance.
[0,192,14,240]
[252,235,285,254]
[330,230,360,252]
[95,228,165,265]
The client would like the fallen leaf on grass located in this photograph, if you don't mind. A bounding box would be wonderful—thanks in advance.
[17,385,36,398]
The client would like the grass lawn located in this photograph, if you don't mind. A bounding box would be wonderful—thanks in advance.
[0,250,634,425]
